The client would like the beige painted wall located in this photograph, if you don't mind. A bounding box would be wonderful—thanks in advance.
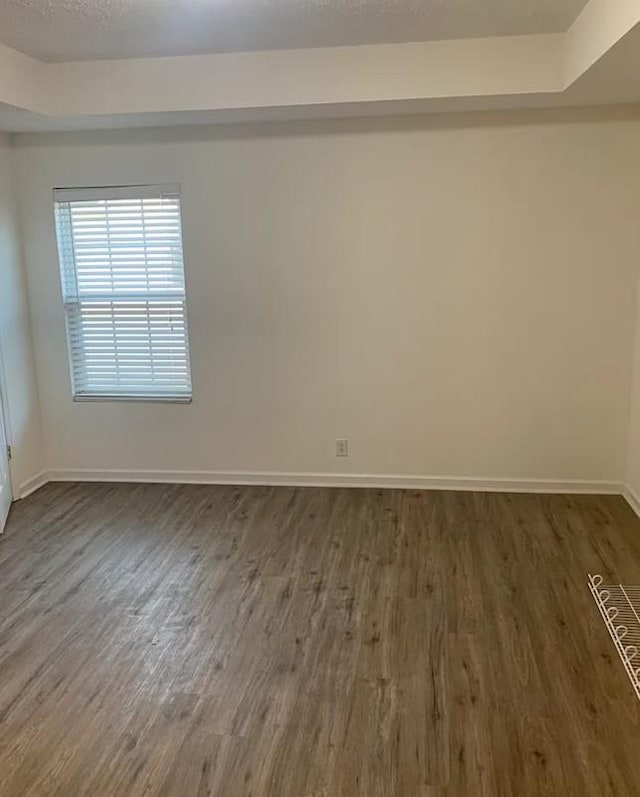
[626,278,640,501]
[13,112,640,483]
[0,133,43,494]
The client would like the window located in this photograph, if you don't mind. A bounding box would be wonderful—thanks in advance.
[54,185,192,401]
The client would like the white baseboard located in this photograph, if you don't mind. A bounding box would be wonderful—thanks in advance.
[43,468,624,495]
[623,485,640,518]
[19,470,49,499]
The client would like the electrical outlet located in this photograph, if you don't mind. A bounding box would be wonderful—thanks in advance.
[336,439,349,457]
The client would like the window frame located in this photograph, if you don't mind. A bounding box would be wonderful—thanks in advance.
[53,184,193,404]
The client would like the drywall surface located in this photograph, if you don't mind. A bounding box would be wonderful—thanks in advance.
[0,133,43,494]
[626,277,640,501]
[13,112,640,482]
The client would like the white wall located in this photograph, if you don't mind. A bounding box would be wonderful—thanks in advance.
[0,133,44,495]
[13,111,640,485]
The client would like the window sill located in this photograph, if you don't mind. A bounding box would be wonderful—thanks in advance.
[73,395,192,404]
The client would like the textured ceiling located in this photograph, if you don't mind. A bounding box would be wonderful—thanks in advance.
[0,0,589,62]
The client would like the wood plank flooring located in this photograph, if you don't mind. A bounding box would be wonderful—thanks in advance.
[1,482,640,795]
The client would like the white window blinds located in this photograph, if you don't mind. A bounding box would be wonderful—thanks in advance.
[54,185,192,401]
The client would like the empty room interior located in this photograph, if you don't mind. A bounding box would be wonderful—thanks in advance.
[4,0,640,794]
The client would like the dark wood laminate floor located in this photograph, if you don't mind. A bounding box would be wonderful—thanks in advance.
[1,483,640,795]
